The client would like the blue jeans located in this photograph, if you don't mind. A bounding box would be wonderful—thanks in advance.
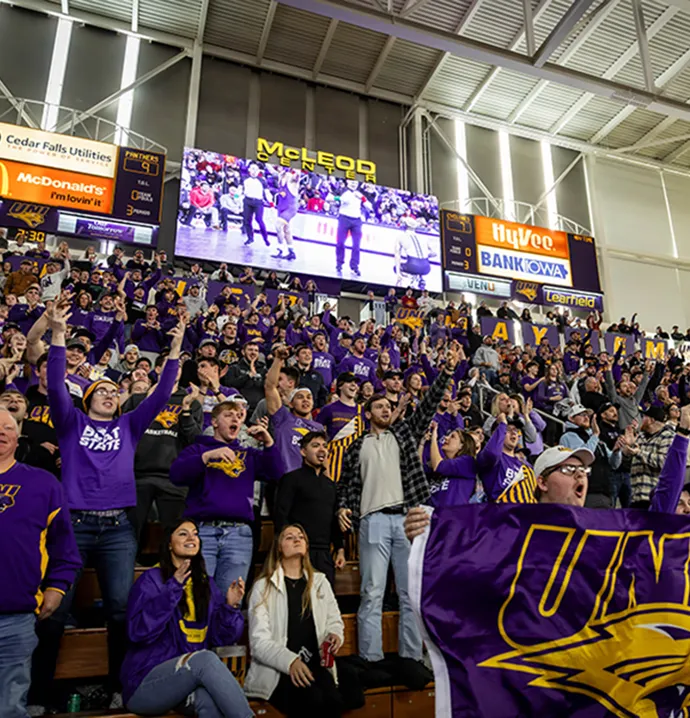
[0,613,38,718]
[47,511,137,692]
[199,523,254,597]
[357,512,422,662]
[127,651,253,718]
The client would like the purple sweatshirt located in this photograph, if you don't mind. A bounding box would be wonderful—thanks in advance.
[170,434,282,521]
[9,303,45,335]
[131,320,166,353]
[428,455,478,507]
[336,355,377,383]
[477,422,529,501]
[271,405,324,474]
[91,309,125,352]
[649,433,689,514]
[121,568,244,704]
[1,462,81,613]
[312,351,336,387]
[47,346,179,510]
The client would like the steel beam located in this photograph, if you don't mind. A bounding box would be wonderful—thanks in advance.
[400,0,435,19]
[549,5,679,134]
[257,0,277,63]
[131,0,139,32]
[532,153,582,214]
[0,78,39,128]
[632,0,655,93]
[56,49,190,135]
[618,116,677,153]
[523,0,535,57]
[664,139,690,164]
[532,0,598,68]
[508,0,620,124]
[366,36,395,92]
[198,0,211,39]
[413,0,485,102]
[61,0,68,13]
[185,43,203,148]
[312,18,338,78]
[464,0,554,113]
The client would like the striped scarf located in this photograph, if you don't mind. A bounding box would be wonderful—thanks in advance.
[328,404,365,482]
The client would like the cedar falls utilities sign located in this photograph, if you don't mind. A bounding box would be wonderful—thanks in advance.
[256,137,377,182]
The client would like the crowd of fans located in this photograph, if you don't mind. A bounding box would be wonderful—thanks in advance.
[2,233,690,718]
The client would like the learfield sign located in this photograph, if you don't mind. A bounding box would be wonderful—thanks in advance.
[441,211,602,304]
[0,123,165,238]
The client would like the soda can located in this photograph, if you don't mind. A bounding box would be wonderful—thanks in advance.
[67,693,81,713]
[320,640,334,668]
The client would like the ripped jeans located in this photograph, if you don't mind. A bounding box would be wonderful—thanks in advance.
[126,650,254,718]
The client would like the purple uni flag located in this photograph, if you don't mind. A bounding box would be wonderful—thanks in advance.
[409,503,690,718]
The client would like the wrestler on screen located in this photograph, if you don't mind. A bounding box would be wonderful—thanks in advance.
[394,214,435,290]
[273,169,300,262]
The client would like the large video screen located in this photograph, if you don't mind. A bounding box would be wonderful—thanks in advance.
[175,148,442,291]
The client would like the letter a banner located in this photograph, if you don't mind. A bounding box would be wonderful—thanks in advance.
[409,504,690,717]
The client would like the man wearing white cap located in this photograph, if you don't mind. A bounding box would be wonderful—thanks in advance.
[266,347,324,474]
[559,404,623,509]
[405,445,596,540]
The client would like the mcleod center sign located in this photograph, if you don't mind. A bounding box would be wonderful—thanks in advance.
[0,123,117,179]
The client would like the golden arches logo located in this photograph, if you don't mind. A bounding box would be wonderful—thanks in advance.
[0,161,9,197]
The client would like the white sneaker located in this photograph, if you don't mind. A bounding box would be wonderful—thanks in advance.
[109,692,124,709]
[26,707,46,717]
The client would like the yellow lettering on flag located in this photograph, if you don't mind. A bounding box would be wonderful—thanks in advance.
[644,340,666,361]
[492,322,509,342]
[531,326,548,345]
[613,336,628,355]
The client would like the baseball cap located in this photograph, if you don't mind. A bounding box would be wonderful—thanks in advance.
[533,446,595,479]
[336,372,359,389]
[567,404,589,419]
[124,344,140,355]
[288,387,313,403]
[199,338,218,348]
[642,405,665,422]
[66,339,87,353]
[384,370,404,380]
[73,328,95,342]
[2,322,20,332]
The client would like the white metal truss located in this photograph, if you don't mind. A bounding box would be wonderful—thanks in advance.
[532,0,599,68]
[257,0,278,64]
[464,0,556,113]
[365,35,396,91]
[313,17,338,78]
[631,0,655,93]
[523,0,536,57]
[0,78,39,128]
[548,4,680,134]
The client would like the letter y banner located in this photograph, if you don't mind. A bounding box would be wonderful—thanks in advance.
[409,504,690,717]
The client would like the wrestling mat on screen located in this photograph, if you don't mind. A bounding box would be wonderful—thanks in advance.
[175,148,442,291]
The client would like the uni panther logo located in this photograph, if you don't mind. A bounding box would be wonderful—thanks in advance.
[6,202,51,229]
[0,484,20,512]
[208,451,247,478]
[480,523,690,718]
[515,281,539,302]
[154,405,182,429]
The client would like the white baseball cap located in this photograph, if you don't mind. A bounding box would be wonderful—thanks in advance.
[288,387,312,402]
[567,403,589,419]
[533,445,595,479]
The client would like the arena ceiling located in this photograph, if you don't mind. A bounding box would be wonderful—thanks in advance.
[12,0,690,169]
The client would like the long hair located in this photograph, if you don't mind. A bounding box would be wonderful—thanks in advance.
[490,392,510,417]
[253,524,315,618]
[443,429,479,458]
[158,518,211,621]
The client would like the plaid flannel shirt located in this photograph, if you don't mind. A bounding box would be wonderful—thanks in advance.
[337,369,452,525]
[630,423,676,504]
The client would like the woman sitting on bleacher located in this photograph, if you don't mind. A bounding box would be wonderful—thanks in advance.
[121,519,254,718]
[245,524,345,717]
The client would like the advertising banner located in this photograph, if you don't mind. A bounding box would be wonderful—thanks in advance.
[0,199,59,231]
[520,322,559,347]
[175,147,442,292]
[112,147,165,224]
[0,159,113,214]
[604,332,636,356]
[543,286,604,312]
[5,255,50,276]
[480,317,515,344]
[511,280,543,304]
[642,337,667,361]
[445,271,512,298]
[0,122,118,178]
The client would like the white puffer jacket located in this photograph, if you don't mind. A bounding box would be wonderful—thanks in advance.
[244,566,345,701]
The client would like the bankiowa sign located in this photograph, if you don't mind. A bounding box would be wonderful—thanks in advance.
[445,271,512,298]
[475,215,572,287]
[256,137,377,182]
[0,122,117,179]
[543,286,604,312]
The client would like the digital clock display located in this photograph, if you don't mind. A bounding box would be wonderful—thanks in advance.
[6,227,46,243]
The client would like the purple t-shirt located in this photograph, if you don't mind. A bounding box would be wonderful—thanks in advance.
[271,405,324,474]
[316,400,359,440]
[337,355,377,383]
[312,351,336,388]
[477,423,529,501]
[428,455,478,507]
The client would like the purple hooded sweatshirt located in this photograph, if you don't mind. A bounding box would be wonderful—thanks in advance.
[47,345,178,510]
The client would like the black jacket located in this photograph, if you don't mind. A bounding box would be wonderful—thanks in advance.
[299,366,328,408]
[223,358,267,411]
[123,388,203,480]
[274,464,343,551]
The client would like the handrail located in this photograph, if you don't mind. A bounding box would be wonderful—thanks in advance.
[0,97,167,154]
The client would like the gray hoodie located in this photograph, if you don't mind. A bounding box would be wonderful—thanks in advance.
[604,370,649,430]
[184,293,208,316]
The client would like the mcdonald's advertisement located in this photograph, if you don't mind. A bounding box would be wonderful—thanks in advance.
[0,123,165,244]
[441,211,603,303]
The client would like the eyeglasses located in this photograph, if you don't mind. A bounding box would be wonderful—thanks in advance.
[551,464,591,477]
[94,388,119,399]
